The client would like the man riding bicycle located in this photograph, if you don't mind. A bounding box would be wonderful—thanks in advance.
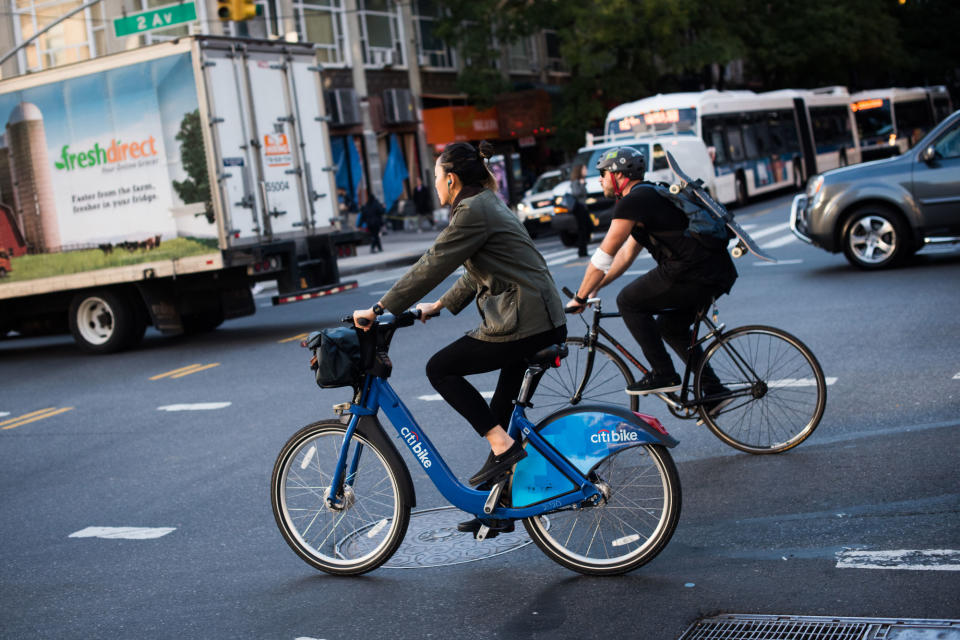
[567,146,737,411]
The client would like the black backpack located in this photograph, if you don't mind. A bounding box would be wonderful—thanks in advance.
[643,182,732,251]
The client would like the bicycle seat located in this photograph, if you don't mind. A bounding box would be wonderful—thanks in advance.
[526,344,568,368]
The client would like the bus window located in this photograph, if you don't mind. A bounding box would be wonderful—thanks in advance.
[776,110,802,154]
[932,96,952,123]
[894,98,934,146]
[726,125,745,162]
[742,122,760,159]
[651,144,669,171]
[854,98,893,141]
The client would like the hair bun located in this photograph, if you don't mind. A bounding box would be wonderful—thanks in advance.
[477,140,494,160]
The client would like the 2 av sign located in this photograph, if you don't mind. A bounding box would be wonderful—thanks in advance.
[113,2,197,37]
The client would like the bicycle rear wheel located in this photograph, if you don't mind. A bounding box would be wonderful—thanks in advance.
[522,442,681,576]
[696,325,826,454]
[271,420,411,575]
[529,337,637,423]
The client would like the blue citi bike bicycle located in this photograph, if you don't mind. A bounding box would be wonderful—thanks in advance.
[271,309,682,576]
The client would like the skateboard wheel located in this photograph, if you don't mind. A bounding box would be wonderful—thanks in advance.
[731,246,744,258]
[669,184,680,194]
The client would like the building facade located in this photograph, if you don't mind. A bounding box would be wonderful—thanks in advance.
[1,0,570,213]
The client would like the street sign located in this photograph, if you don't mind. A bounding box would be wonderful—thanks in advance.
[113,2,197,37]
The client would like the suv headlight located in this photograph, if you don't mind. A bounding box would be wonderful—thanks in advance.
[517,202,529,214]
[805,174,824,198]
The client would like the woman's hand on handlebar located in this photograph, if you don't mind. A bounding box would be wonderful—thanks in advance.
[415,300,443,323]
[353,308,376,331]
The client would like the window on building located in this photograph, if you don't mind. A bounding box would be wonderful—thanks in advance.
[413,0,454,69]
[295,0,346,64]
[359,0,403,67]
[543,30,566,73]
[508,37,538,74]
[13,0,107,72]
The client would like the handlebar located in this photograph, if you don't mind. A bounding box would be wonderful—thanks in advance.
[562,286,601,311]
[341,308,440,328]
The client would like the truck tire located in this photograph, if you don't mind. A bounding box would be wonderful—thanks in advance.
[68,290,137,354]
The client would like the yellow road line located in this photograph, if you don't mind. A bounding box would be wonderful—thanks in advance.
[169,362,220,379]
[2,407,74,430]
[0,407,56,427]
[278,333,309,344]
[150,364,205,380]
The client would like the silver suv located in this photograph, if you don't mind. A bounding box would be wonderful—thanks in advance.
[791,109,960,269]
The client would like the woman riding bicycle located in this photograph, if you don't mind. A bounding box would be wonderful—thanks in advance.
[352,141,567,528]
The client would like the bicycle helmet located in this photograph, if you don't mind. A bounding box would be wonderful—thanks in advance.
[595,146,646,180]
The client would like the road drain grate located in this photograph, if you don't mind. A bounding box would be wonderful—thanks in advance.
[679,615,960,640]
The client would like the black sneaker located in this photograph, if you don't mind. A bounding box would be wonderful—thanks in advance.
[626,371,681,395]
[468,440,527,486]
[697,386,734,425]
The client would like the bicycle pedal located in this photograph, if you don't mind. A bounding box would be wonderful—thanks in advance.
[475,525,492,541]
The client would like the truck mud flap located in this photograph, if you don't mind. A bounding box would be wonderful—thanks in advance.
[271,280,358,306]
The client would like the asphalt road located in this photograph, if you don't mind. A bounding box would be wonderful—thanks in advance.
[2,193,959,639]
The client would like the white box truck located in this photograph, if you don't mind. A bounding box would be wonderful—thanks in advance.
[0,36,357,353]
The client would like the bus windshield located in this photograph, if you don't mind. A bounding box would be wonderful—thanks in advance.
[853,98,893,140]
[607,108,697,137]
[573,145,651,178]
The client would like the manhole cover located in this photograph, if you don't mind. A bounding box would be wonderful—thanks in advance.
[678,615,960,640]
[340,506,534,569]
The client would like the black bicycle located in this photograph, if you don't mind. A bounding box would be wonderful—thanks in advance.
[529,287,827,454]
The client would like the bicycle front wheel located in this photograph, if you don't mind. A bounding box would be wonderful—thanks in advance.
[529,337,637,423]
[271,420,411,575]
[522,442,681,576]
[696,325,826,454]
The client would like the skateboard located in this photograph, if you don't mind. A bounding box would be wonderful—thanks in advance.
[664,151,776,262]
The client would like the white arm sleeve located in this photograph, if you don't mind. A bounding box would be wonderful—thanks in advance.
[590,248,614,273]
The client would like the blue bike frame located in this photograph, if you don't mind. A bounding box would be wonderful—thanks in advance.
[328,372,677,521]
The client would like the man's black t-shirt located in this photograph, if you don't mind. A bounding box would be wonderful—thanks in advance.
[612,183,737,290]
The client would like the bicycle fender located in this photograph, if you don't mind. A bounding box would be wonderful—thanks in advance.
[512,404,677,508]
[355,415,417,508]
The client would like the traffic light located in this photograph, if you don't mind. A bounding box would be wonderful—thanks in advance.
[217,0,259,21]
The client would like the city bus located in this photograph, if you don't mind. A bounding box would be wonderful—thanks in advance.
[604,88,860,205]
[850,86,952,161]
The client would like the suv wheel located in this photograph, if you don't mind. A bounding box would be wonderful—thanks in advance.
[841,205,909,270]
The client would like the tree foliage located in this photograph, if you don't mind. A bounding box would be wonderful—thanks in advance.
[171,109,214,223]
[435,0,956,153]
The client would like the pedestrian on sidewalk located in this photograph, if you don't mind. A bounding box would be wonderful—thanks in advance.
[357,194,385,253]
[413,176,434,231]
[570,163,591,257]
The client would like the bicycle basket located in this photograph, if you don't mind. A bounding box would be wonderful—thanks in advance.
[314,326,363,388]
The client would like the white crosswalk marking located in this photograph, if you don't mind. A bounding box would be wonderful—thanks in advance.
[69,527,176,540]
[837,549,960,571]
[747,222,791,239]
[761,234,797,250]
[419,391,494,402]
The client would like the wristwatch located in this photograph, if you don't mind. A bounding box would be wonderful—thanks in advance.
[574,293,588,305]
[372,302,385,316]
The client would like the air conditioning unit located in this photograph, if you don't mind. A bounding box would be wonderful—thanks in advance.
[383,88,415,124]
[324,89,361,126]
[370,49,396,67]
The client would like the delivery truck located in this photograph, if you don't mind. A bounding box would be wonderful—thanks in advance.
[0,36,357,353]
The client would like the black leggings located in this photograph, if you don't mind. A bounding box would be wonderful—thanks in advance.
[426,325,567,436]
[616,269,722,386]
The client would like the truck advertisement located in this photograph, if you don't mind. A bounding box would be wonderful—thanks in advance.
[0,51,217,286]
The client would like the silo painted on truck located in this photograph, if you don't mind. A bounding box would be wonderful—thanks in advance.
[5,102,59,252]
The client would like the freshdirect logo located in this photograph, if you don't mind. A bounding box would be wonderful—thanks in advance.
[54,136,158,171]
[400,426,432,468]
[590,428,639,444]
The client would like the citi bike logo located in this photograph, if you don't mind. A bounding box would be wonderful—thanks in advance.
[591,427,639,444]
[400,427,432,468]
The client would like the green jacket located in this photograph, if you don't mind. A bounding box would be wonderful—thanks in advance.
[380,189,566,342]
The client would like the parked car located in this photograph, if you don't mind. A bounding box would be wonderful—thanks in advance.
[516,168,567,237]
[552,135,717,246]
[790,109,960,269]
